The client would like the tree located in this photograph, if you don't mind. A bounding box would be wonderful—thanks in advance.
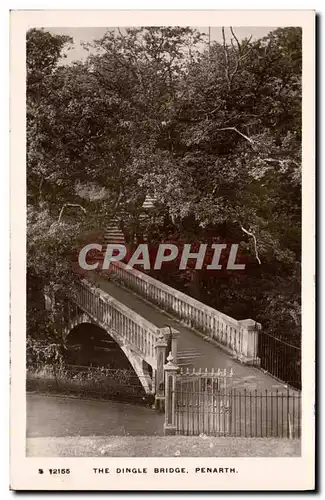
[26,27,203,337]
[27,26,302,345]
[137,27,302,340]
[27,29,82,341]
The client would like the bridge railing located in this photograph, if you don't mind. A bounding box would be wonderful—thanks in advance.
[74,279,160,369]
[109,261,261,365]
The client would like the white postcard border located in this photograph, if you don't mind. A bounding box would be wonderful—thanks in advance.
[10,9,315,491]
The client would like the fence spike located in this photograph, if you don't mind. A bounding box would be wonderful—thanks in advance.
[172,374,300,438]
[288,412,293,439]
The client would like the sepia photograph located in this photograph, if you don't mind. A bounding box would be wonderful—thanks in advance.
[10,9,315,491]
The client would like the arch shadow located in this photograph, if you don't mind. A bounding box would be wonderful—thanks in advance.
[65,321,153,394]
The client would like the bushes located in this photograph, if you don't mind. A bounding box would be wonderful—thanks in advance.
[27,365,146,403]
[26,339,147,403]
[27,337,65,369]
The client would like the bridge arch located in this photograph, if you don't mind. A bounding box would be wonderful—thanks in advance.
[63,311,153,394]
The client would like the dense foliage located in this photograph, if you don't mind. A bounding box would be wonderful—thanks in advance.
[27,27,301,345]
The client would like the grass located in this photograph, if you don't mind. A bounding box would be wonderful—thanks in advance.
[26,435,301,457]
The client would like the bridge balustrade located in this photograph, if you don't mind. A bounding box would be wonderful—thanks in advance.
[74,279,160,370]
[109,261,261,365]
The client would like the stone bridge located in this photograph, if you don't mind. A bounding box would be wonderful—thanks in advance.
[55,260,291,407]
[61,279,171,395]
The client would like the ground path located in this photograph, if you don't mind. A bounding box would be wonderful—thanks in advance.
[27,393,164,438]
[26,396,299,457]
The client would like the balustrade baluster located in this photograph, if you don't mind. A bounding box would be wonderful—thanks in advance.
[140,328,144,352]
[135,325,139,348]
[132,322,135,344]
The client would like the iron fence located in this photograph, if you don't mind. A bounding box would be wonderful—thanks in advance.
[174,384,301,438]
[258,330,301,390]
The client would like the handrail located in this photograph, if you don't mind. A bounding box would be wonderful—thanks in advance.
[74,278,160,368]
[109,261,246,357]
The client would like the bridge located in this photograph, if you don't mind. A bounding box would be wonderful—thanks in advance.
[56,258,293,409]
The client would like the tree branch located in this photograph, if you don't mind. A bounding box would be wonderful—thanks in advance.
[230,27,241,53]
[38,177,44,204]
[222,28,253,88]
[261,158,301,168]
[242,35,253,52]
[221,27,231,90]
[240,225,261,265]
[216,127,255,145]
[58,204,87,223]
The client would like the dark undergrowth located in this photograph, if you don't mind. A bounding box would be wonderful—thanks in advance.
[26,365,154,407]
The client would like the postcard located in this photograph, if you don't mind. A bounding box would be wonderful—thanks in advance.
[10,9,315,491]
